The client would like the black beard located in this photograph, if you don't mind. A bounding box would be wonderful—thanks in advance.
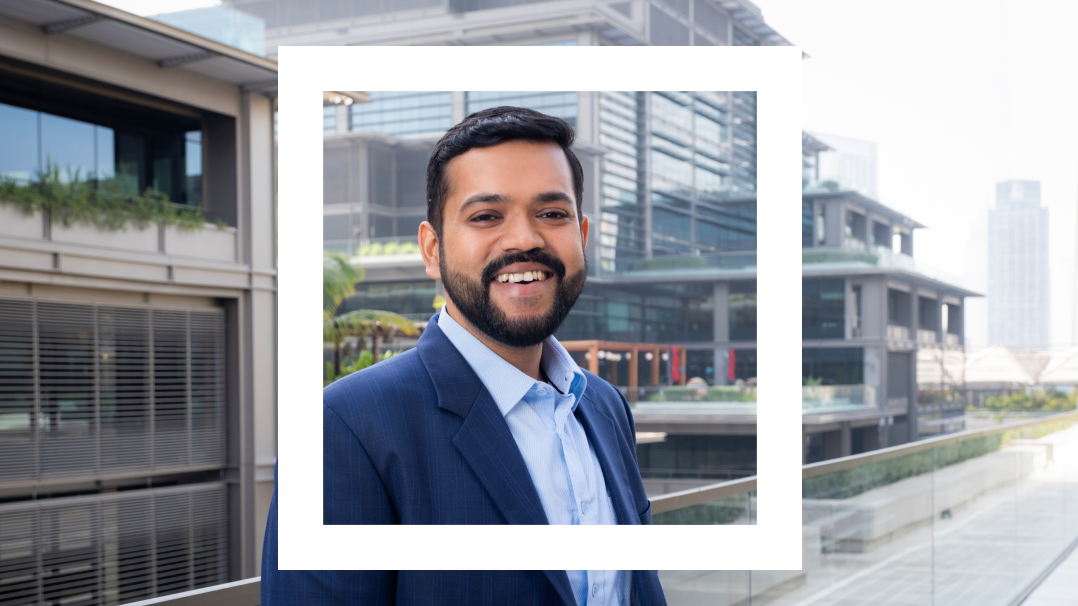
[439,247,586,348]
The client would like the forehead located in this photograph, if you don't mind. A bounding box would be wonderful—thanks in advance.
[444,140,573,200]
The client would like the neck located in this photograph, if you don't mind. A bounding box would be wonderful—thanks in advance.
[443,301,544,381]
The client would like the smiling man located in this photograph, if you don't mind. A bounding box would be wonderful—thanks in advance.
[261,107,665,606]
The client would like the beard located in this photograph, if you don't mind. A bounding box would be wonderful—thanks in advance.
[439,246,586,348]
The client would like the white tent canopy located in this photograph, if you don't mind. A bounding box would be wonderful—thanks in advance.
[964,345,1036,388]
[1039,347,1078,385]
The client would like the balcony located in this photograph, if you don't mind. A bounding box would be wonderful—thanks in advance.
[130,411,1078,606]
[917,328,938,344]
[801,384,876,412]
[627,384,875,415]
[887,324,910,340]
[803,245,972,293]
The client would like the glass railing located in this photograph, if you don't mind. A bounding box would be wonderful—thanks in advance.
[124,411,1078,606]
[626,384,875,414]
[802,384,876,411]
[803,244,970,289]
[323,236,421,258]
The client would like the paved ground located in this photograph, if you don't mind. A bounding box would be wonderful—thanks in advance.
[1021,543,1078,606]
[658,424,1078,606]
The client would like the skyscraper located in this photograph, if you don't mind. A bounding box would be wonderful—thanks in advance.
[988,180,1050,346]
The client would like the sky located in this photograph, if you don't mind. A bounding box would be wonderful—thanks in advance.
[101,0,1078,346]
[754,0,1078,348]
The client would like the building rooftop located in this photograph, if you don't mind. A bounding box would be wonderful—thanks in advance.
[0,0,277,94]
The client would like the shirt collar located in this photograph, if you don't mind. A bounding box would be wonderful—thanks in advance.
[437,309,587,417]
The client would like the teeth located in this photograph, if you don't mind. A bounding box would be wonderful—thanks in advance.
[495,271,547,283]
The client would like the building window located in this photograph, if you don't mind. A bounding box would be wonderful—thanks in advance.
[851,284,862,337]
[729,280,757,341]
[815,205,827,244]
[466,91,577,128]
[803,200,814,247]
[349,91,452,137]
[803,278,845,339]
[802,347,863,385]
[0,99,202,205]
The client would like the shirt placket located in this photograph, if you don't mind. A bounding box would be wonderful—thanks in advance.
[553,392,610,604]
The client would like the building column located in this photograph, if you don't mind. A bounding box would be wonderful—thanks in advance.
[714,282,729,385]
[840,421,852,457]
[908,289,920,442]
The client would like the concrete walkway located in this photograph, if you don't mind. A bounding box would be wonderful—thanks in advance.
[1022,543,1078,606]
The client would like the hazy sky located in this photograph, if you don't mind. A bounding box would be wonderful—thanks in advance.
[754,0,1078,347]
[103,0,1078,346]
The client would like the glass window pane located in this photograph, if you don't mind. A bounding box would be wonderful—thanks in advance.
[40,113,96,182]
[0,102,39,182]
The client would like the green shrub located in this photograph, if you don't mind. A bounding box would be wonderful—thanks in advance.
[0,164,206,231]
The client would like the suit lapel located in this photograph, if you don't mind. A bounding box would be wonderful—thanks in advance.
[575,393,638,527]
[417,319,579,606]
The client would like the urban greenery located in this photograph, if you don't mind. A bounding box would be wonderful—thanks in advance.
[356,240,421,256]
[0,165,212,231]
[648,386,757,403]
[323,252,418,381]
[653,494,751,525]
[803,434,1005,500]
[323,350,400,387]
[981,389,1077,412]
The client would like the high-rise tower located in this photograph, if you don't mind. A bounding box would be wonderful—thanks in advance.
[988,180,1050,346]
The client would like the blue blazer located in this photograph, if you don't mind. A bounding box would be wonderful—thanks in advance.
[261,318,666,606]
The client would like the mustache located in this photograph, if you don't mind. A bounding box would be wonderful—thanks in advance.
[481,250,567,284]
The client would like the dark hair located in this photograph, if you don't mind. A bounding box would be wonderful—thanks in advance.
[426,106,584,237]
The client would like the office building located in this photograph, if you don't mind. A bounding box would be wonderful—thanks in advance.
[0,1,277,603]
[988,180,1050,347]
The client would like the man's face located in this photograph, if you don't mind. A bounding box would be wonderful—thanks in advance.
[420,140,589,348]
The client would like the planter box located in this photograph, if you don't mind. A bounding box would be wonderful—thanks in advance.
[52,220,159,253]
[165,224,237,263]
[0,204,46,240]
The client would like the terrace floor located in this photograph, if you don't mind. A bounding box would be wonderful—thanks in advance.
[1022,543,1078,605]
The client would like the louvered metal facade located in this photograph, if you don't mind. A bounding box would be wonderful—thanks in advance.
[0,483,229,606]
[0,298,230,605]
[0,299,226,484]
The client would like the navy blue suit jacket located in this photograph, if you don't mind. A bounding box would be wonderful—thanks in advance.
[261,318,666,606]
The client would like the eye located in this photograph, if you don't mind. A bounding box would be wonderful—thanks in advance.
[540,210,570,220]
[471,212,500,222]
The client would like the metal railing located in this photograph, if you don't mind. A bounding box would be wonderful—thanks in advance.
[124,410,1078,606]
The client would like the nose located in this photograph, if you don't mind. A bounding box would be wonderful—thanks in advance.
[499,210,545,252]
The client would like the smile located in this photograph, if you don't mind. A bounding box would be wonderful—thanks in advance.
[494,270,551,284]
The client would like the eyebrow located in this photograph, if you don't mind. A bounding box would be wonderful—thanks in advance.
[459,191,575,213]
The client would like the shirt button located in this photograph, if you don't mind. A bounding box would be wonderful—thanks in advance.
[592,583,598,597]
[580,501,588,515]
[537,386,547,395]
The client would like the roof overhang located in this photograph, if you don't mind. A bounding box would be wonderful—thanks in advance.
[0,0,278,95]
[802,189,927,230]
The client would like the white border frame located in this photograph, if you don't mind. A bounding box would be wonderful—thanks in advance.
[278,46,802,570]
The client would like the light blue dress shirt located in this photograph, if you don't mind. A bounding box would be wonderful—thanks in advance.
[438,309,630,606]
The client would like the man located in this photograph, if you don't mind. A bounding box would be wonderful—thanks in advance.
[262,107,666,606]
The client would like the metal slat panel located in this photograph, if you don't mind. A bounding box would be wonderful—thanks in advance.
[0,483,229,606]
[0,300,35,483]
[0,298,227,486]
[152,310,189,470]
[189,312,224,466]
[37,302,98,478]
[99,307,152,473]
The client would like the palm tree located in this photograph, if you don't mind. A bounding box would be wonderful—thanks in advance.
[323,252,419,378]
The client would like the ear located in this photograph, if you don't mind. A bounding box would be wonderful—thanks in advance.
[580,215,589,251]
[419,220,442,280]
